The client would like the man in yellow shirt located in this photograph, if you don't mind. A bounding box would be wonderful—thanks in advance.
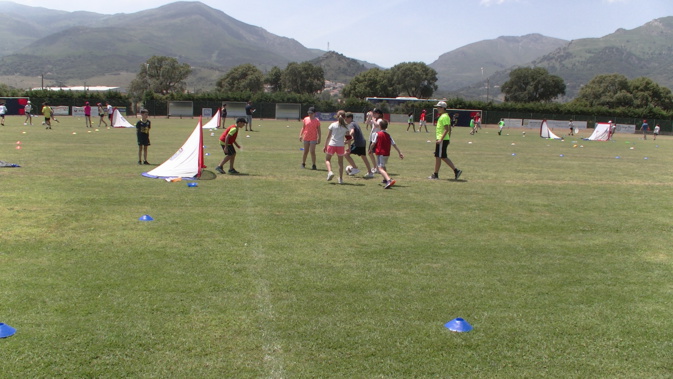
[428,101,461,180]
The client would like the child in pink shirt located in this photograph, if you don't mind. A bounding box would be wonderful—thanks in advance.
[299,107,321,169]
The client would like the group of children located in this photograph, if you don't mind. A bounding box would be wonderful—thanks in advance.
[298,103,462,188]
[406,110,429,133]
[12,100,113,128]
[299,108,403,188]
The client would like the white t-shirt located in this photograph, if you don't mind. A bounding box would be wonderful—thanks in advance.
[654,126,660,134]
[327,122,352,147]
[0,105,7,115]
[369,118,382,142]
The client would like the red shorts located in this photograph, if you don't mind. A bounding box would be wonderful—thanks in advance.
[325,145,346,156]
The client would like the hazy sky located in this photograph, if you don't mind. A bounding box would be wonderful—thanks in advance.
[16,0,673,68]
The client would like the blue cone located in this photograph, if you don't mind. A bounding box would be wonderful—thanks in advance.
[444,318,473,332]
[139,214,154,221]
[0,323,16,338]
[187,182,198,187]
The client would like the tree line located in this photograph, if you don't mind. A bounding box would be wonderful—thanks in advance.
[2,55,671,122]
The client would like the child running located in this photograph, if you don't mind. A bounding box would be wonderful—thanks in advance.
[406,112,416,132]
[24,101,32,125]
[216,117,246,174]
[367,108,383,175]
[323,110,352,184]
[0,102,6,126]
[97,103,108,127]
[42,102,52,129]
[418,109,428,133]
[369,119,403,189]
[343,112,374,178]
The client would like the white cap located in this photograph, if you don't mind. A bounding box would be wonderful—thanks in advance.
[434,101,447,108]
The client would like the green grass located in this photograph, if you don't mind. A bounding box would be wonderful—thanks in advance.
[2,116,673,377]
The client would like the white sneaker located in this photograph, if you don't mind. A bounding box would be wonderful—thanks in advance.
[338,178,343,184]
[349,168,361,176]
[371,168,379,174]
[364,173,374,179]
[327,171,334,181]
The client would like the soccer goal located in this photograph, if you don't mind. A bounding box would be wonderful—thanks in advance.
[276,103,301,120]
[224,102,247,118]
[168,101,194,118]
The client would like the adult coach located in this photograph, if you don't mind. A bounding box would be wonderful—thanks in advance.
[245,101,255,132]
[428,101,462,180]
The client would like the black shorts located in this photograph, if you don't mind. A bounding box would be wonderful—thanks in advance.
[222,144,236,156]
[137,135,150,146]
[434,139,450,158]
[350,145,367,156]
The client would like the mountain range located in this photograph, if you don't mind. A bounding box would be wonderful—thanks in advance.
[430,34,569,92]
[0,1,672,100]
[0,1,323,90]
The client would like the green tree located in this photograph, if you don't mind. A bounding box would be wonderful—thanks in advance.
[388,62,438,98]
[281,62,324,94]
[574,73,630,108]
[0,83,20,97]
[501,67,566,102]
[216,64,264,93]
[629,77,673,109]
[129,56,192,98]
[264,66,283,92]
[342,68,397,99]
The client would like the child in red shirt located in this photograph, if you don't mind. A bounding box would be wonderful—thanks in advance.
[216,117,246,174]
[369,120,404,189]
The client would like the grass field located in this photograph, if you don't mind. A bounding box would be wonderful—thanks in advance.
[2,115,673,377]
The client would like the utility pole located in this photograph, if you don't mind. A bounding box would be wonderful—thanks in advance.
[481,67,485,101]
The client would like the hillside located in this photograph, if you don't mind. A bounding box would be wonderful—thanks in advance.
[532,16,673,97]
[457,17,673,101]
[0,1,107,55]
[0,1,322,89]
[0,1,671,100]
[308,51,369,83]
[430,34,568,93]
